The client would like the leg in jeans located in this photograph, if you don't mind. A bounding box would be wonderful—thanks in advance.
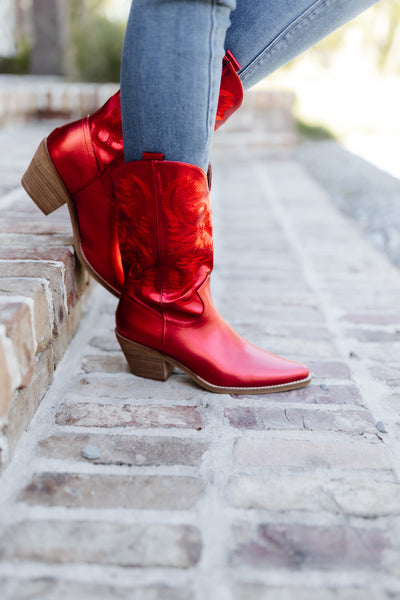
[120,0,236,173]
[114,0,311,393]
[225,0,381,89]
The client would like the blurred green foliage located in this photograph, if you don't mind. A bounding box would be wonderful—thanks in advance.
[0,40,30,74]
[67,0,124,82]
[0,0,399,80]
[377,1,400,71]
[286,1,400,74]
[296,117,335,141]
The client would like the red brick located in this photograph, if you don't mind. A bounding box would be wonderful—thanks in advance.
[0,247,78,311]
[346,329,400,343]
[55,402,203,429]
[225,407,375,434]
[0,261,70,329]
[0,219,71,236]
[307,361,351,379]
[6,347,54,458]
[234,438,392,470]
[0,329,15,418]
[341,313,400,325]
[0,300,35,388]
[232,522,389,570]
[0,520,202,567]
[19,472,204,509]
[38,432,207,466]
[370,365,400,387]
[0,580,192,600]
[88,334,121,352]
[75,373,205,401]
[230,475,400,517]
[237,584,390,600]
[0,277,52,352]
[232,384,363,405]
[81,354,129,374]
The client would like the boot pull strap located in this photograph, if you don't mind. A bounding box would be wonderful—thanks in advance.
[142,152,165,161]
[224,49,241,72]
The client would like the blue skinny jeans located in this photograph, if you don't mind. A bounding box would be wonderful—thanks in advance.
[121,0,380,172]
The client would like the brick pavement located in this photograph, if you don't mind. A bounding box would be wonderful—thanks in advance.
[0,126,400,598]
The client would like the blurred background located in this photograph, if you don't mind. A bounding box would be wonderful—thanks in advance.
[1,1,399,81]
[0,0,399,176]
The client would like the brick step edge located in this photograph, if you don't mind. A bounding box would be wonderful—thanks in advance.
[0,249,95,472]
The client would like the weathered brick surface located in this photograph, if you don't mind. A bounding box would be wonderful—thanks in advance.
[230,475,400,517]
[55,402,202,429]
[232,522,389,570]
[306,361,352,379]
[372,364,400,387]
[74,373,205,401]
[234,438,392,470]
[341,312,400,325]
[0,580,192,600]
[232,384,364,405]
[236,585,393,600]
[6,347,54,457]
[0,520,202,567]
[88,333,121,352]
[0,255,75,325]
[225,407,375,434]
[19,472,204,509]
[38,432,207,466]
[1,119,400,596]
[81,354,129,374]
[0,326,16,419]
[0,299,35,388]
[0,277,52,352]
[0,247,83,311]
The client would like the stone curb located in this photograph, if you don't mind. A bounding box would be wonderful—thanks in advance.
[0,76,297,149]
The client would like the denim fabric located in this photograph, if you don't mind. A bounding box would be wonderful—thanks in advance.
[121,0,236,171]
[121,0,379,170]
[226,0,380,89]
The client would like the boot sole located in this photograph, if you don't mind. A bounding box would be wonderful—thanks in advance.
[21,138,121,298]
[116,330,311,395]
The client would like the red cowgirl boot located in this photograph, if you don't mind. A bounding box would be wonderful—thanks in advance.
[113,154,311,394]
[21,51,243,297]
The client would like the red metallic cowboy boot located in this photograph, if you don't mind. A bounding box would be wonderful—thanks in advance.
[21,50,243,297]
[113,153,311,394]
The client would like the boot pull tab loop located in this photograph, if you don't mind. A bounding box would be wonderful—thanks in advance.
[142,152,165,161]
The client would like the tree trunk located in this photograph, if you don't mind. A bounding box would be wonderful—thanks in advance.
[31,0,67,75]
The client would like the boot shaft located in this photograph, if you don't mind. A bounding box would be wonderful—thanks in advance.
[113,156,213,318]
[47,50,242,196]
[215,50,243,130]
[47,92,123,195]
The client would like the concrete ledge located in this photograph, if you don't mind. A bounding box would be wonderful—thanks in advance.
[215,87,298,151]
[0,75,119,125]
[0,76,298,150]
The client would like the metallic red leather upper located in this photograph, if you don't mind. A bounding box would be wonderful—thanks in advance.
[45,51,243,297]
[114,156,309,389]
[115,158,213,321]
[47,92,125,295]
[215,50,243,130]
[47,92,124,195]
